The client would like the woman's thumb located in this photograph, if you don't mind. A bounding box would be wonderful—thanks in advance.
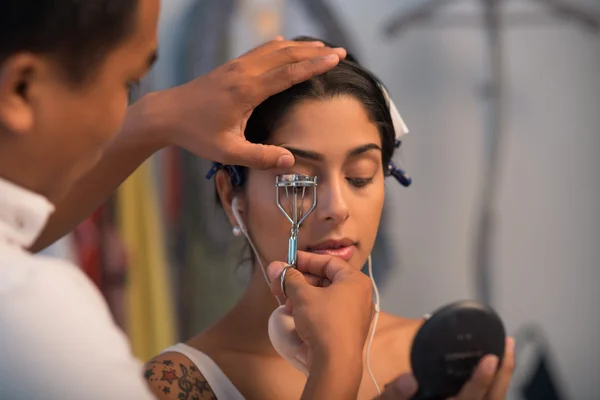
[377,374,418,400]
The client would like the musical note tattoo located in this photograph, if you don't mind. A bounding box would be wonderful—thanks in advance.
[178,364,193,400]
[144,358,218,400]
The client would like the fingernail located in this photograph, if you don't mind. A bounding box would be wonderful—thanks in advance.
[276,154,294,168]
[484,356,499,374]
[393,375,417,395]
[267,264,282,281]
[310,41,325,46]
[506,337,515,354]
[321,54,339,62]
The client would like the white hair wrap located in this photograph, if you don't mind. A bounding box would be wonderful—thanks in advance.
[379,84,409,139]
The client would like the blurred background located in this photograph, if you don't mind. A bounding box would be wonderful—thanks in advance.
[40,0,599,398]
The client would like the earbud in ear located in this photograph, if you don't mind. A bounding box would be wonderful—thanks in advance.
[232,226,242,236]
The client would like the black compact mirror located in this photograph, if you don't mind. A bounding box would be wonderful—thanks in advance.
[410,300,506,400]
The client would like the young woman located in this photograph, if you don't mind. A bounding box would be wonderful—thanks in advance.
[145,38,514,400]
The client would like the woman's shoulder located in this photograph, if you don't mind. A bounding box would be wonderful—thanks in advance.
[378,311,425,339]
[145,350,219,400]
[371,312,425,372]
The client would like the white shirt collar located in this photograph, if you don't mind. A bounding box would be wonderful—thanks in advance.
[0,177,55,248]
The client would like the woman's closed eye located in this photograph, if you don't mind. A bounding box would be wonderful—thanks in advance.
[347,177,374,188]
[279,167,316,178]
[345,157,380,188]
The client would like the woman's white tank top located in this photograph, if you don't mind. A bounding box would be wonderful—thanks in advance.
[162,343,246,400]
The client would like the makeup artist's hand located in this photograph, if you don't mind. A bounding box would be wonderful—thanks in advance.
[267,251,374,400]
[376,337,515,400]
[267,251,374,366]
[147,37,346,169]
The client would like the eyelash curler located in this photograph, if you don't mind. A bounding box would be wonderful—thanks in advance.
[275,174,318,267]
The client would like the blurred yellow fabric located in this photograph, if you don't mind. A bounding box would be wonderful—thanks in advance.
[116,159,177,362]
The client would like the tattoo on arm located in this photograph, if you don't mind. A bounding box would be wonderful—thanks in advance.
[144,359,218,400]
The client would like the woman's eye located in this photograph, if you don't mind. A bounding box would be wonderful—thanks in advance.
[282,170,314,177]
[347,177,374,188]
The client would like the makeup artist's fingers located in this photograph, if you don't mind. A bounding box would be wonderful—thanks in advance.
[266,256,356,299]
[486,338,515,399]
[268,266,327,288]
[257,53,342,100]
[238,37,325,59]
[449,355,498,400]
[267,262,289,298]
[294,251,358,282]
[222,140,295,170]
[266,256,374,363]
[251,45,345,76]
[266,262,309,299]
[302,273,332,288]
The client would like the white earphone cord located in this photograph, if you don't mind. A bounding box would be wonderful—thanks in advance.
[231,199,283,306]
[366,255,381,394]
[247,232,283,307]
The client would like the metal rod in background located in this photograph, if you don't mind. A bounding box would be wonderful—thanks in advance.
[382,0,600,306]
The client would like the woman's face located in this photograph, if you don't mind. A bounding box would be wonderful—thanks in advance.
[240,95,387,271]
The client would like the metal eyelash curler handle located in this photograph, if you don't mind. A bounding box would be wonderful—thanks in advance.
[275,174,318,267]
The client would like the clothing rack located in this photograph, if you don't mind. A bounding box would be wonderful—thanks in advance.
[383,0,599,305]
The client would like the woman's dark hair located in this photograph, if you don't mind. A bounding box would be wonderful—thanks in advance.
[0,0,138,84]
[214,36,399,271]
[220,36,397,192]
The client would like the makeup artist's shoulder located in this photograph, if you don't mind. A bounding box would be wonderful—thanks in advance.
[144,351,219,400]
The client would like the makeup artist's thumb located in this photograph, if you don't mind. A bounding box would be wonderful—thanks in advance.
[226,140,295,170]
[267,262,308,299]
[376,374,418,400]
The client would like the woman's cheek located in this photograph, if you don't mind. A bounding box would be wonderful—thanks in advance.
[249,203,289,263]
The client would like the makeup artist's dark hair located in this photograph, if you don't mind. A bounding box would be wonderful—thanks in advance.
[214,35,397,195]
[0,0,139,84]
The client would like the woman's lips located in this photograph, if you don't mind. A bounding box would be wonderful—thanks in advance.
[309,245,357,262]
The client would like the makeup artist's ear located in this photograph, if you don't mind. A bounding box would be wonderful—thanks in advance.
[215,169,246,228]
[0,54,42,135]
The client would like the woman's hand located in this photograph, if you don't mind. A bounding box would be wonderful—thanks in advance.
[145,37,346,169]
[377,337,515,400]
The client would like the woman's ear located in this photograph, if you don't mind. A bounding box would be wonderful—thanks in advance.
[215,169,245,229]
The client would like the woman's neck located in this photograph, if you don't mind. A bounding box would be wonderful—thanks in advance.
[206,264,282,356]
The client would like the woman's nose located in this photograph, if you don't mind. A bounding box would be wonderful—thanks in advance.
[314,177,350,224]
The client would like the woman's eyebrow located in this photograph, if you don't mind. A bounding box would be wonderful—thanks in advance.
[282,147,324,161]
[281,143,381,162]
[347,143,382,158]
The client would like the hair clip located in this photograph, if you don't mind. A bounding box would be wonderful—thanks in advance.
[388,160,412,187]
[206,162,244,187]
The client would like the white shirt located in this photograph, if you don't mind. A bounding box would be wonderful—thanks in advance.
[0,177,155,399]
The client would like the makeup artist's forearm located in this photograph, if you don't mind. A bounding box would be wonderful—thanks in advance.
[30,95,166,252]
[302,353,363,400]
